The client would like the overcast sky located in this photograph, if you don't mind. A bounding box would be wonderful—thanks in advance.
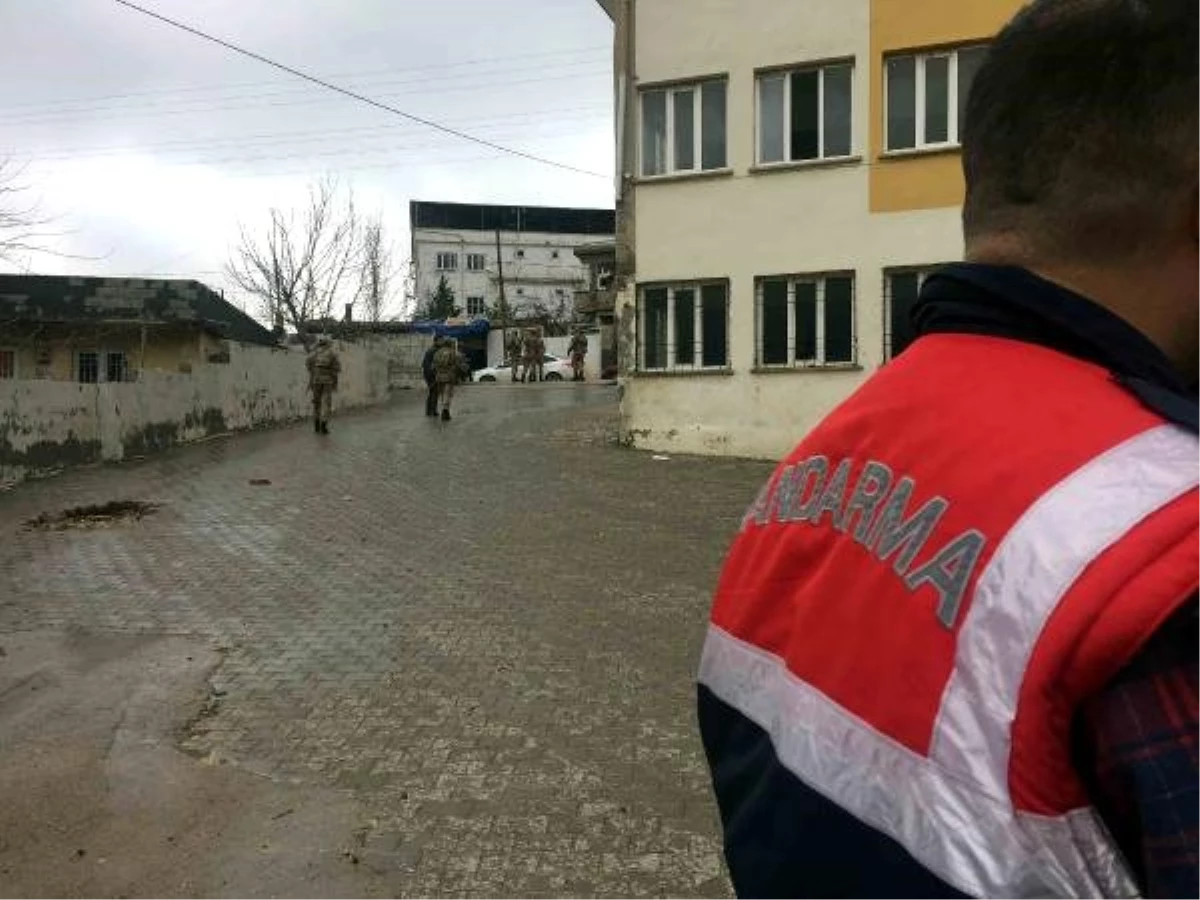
[0,0,614,316]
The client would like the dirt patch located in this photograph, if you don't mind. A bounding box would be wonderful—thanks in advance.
[23,500,160,531]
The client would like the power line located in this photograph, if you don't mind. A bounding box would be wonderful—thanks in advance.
[108,0,607,180]
[27,120,605,170]
[0,60,611,126]
[0,45,610,113]
[17,107,611,162]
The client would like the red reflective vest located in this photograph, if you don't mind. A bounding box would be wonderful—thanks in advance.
[702,334,1198,897]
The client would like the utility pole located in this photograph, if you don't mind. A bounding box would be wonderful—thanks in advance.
[495,226,508,363]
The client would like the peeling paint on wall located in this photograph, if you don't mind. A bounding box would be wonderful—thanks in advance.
[0,341,391,485]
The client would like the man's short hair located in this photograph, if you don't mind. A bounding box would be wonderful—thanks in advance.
[961,0,1197,263]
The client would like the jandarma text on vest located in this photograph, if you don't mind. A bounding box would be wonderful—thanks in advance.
[741,455,986,629]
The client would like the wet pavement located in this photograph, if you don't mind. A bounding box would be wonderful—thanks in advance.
[0,383,774,897]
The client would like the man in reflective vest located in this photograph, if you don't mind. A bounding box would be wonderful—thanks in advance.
[698,1,1197,897]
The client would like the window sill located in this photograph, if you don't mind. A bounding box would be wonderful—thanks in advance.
[752,363,863,374]
[635,168,734,186]
[878,144,961,161]
[633,367,734,379]
[749,155,862,175]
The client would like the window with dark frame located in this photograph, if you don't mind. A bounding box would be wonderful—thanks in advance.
[466,296,486,316]
[758,62,854,164]
[641,79,728,177]
[756,274,856,367]
[884,267,941,359]
[0,349,14,379]
[638,282,729,372]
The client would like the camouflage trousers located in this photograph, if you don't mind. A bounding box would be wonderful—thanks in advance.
[312,384,333,423]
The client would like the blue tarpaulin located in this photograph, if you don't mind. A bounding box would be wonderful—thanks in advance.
[408,318,490,339]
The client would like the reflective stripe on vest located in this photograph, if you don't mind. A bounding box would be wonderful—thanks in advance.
[699,423,1198,898]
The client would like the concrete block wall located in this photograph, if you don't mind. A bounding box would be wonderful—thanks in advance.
[0,340,391,485]
[356,333,429,390]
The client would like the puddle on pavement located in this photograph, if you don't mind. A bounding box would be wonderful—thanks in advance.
[23,500,161,531]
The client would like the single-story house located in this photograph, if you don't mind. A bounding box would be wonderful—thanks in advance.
[0,274,278,383]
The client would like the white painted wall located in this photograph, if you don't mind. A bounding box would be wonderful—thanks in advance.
[413,227,596,317]
[622,0,965,460]
[0,339,391,485]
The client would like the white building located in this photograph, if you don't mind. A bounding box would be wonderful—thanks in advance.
[409,200,615,325]
[598,0,1021,460]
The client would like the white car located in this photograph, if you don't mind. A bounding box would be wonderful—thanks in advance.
[473,354,574,383]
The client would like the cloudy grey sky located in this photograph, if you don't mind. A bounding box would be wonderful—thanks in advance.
[0,0,614,315]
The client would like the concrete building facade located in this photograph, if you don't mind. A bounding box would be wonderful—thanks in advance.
[599,0,1023,459]
[409,201,615,326]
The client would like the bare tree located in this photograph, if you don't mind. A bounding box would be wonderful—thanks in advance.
[0,158,72,266]
[396,258,418,321]
[358,214,396,323]
[226,176,362,338]
[526,296,574,336]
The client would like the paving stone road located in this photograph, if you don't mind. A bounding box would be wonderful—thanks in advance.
[0,383,774,897]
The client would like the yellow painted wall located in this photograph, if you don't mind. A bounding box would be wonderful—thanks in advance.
[2,329,207,381]
[869,0,1023,213]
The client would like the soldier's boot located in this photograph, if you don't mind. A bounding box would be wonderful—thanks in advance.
[314,418,321,433]
[321,421,330,434]
[441,409,451,422]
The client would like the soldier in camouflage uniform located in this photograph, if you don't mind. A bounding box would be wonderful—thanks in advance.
[568,328,588,381]
[306,336,341,434]
[519,329,534,383]
[506,330,524,382]
[432,337,460,421]
[526,328,546,383]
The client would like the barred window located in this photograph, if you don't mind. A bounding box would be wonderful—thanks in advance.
[106,351,129,383]
[77,350,133,383]
[638,281,729,372]
[755,273,856,367]
[0,349,14,379]
[883,267,941,360]
[77,351,99,384]
[466,296,487,316]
